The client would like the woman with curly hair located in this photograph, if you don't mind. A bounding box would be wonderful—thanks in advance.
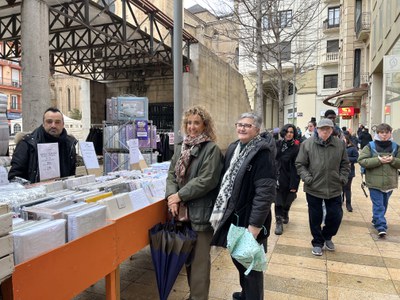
[274,124,300,235]
[165,105,223,300]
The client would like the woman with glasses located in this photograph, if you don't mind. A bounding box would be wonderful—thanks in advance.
[165,105,223,300]
[274,124,300,235]
[210,112,276,300]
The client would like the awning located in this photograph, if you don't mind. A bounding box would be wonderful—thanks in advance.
[323,83,368,107]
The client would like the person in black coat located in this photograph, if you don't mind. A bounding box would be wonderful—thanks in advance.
[359,127,373,149]
[274,124,300,235]
[8,107,77,183]
[210,112,276,300]
[343,134,359,212]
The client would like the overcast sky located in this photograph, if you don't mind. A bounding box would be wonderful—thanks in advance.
[184,0,210,9]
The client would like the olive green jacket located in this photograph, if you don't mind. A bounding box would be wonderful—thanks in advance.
[165,141,223,231]
[358,142,400,191]
[295,136,350,199]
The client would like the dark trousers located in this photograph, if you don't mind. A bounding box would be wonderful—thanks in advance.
[306,193,343,247]
[232,257,264,300]
[275,189,296,218]
[342,177,353,204]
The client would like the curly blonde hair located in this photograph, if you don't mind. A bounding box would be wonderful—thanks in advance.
[181,106,217,141]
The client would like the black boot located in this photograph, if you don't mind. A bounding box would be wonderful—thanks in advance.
[275,217,283,235]
[346,201,353,212]
[282,210,289,224]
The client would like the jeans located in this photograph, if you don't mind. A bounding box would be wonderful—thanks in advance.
[306,193,343,247]
[369,188,392,232]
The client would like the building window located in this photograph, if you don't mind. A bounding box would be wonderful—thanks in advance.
[328,7,340,28]
[323,74,338,89]
[13,123,21,134]
[353,49,361,87]
[327,40,339,53]
[11,69,20,87]
[11,95,18,109]
[279,10,292,28]
[67,88,71,111]
[262,10,292,30]
[263,41,291,62]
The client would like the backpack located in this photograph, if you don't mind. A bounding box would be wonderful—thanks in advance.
[360,141,398,175]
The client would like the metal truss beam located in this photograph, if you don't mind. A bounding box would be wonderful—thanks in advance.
[0,0,197,82]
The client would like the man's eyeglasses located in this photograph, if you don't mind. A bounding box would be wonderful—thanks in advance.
[235,123,255,129]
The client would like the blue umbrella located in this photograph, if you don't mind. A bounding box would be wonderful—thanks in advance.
[149,220,197,300]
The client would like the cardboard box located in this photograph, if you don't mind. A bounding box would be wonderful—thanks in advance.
[0,234,13,258]
[0,254,14,282]
[0,212,12,237]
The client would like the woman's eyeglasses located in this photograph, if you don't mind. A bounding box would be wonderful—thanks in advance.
[235,123,255,129]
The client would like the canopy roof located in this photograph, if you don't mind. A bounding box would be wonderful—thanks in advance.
[0,0,197,82]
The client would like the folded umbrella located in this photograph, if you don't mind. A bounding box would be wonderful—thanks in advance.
[149,220,197,300]
[227,223,267,275]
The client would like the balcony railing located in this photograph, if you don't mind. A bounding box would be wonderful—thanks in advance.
[355,12,370,40]
[323,19,340,31]
[0,78,22,88]
[321,51,339,65]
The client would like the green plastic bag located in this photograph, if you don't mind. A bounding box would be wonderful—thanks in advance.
[227,223,267,275]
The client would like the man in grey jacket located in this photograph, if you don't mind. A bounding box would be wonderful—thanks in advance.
[295,119,350,256]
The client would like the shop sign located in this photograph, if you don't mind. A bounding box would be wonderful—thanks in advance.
[338,107,354,116]
[385,105,391,115]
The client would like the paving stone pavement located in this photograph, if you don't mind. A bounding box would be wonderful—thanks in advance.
[74,172,400,300]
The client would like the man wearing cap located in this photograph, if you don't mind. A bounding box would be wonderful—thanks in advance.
[295,119,350,256]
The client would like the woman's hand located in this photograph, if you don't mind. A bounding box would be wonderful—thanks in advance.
[247,225,261,239]
[167,193,181,205]
[168,203,179,217]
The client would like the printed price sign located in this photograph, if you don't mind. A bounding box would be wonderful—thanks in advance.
[79,142,100,169]
[38,143,60,181]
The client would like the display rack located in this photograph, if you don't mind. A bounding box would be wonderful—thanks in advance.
[102,120,156,173]
[1,200,167,300]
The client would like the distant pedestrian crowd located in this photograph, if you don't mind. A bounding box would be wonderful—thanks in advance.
[164,105,400,300]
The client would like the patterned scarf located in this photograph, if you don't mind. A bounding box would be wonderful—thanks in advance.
[175,133,211,185]
[210,135,261,230]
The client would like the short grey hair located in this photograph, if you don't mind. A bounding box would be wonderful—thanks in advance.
[238,112,262,128]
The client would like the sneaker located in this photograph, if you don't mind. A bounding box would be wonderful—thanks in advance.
[325,240,335,251]
[232,292,245,300]
[312,246,323,256]
[378,231,387,237]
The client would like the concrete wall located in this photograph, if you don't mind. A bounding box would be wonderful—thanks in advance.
[87,43,249,151]
[184,43,251,150]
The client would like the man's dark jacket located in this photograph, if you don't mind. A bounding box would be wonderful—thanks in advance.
[8,125,77,183]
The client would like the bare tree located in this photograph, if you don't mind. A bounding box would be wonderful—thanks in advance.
[191,0,322,127]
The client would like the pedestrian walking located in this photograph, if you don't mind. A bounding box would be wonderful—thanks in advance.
[165,105,223,300]
[358,123,400,237]
[303,118,316,140]
[210,112,276,300]
[359,127,373,149]
[295,119,350,256]
[343,134,359,212]
[274,124,300,235]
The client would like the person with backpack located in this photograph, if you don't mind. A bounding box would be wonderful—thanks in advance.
[358,123,400,237]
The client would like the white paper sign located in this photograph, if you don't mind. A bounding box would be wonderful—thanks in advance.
[128,188,151,211]
[0,166,8,185]
[79,142,100,169]
[128,139,140,164]
[37,143,60,181]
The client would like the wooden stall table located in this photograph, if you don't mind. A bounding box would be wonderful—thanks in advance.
[1,200,167,300]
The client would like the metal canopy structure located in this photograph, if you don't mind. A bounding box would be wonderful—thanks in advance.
[0,0,197,82]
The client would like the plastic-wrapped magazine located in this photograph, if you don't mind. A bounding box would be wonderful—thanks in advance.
[128,188,151,211]
[12,219,66,264]
[98,193,133,219]
[66,204,107,241]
